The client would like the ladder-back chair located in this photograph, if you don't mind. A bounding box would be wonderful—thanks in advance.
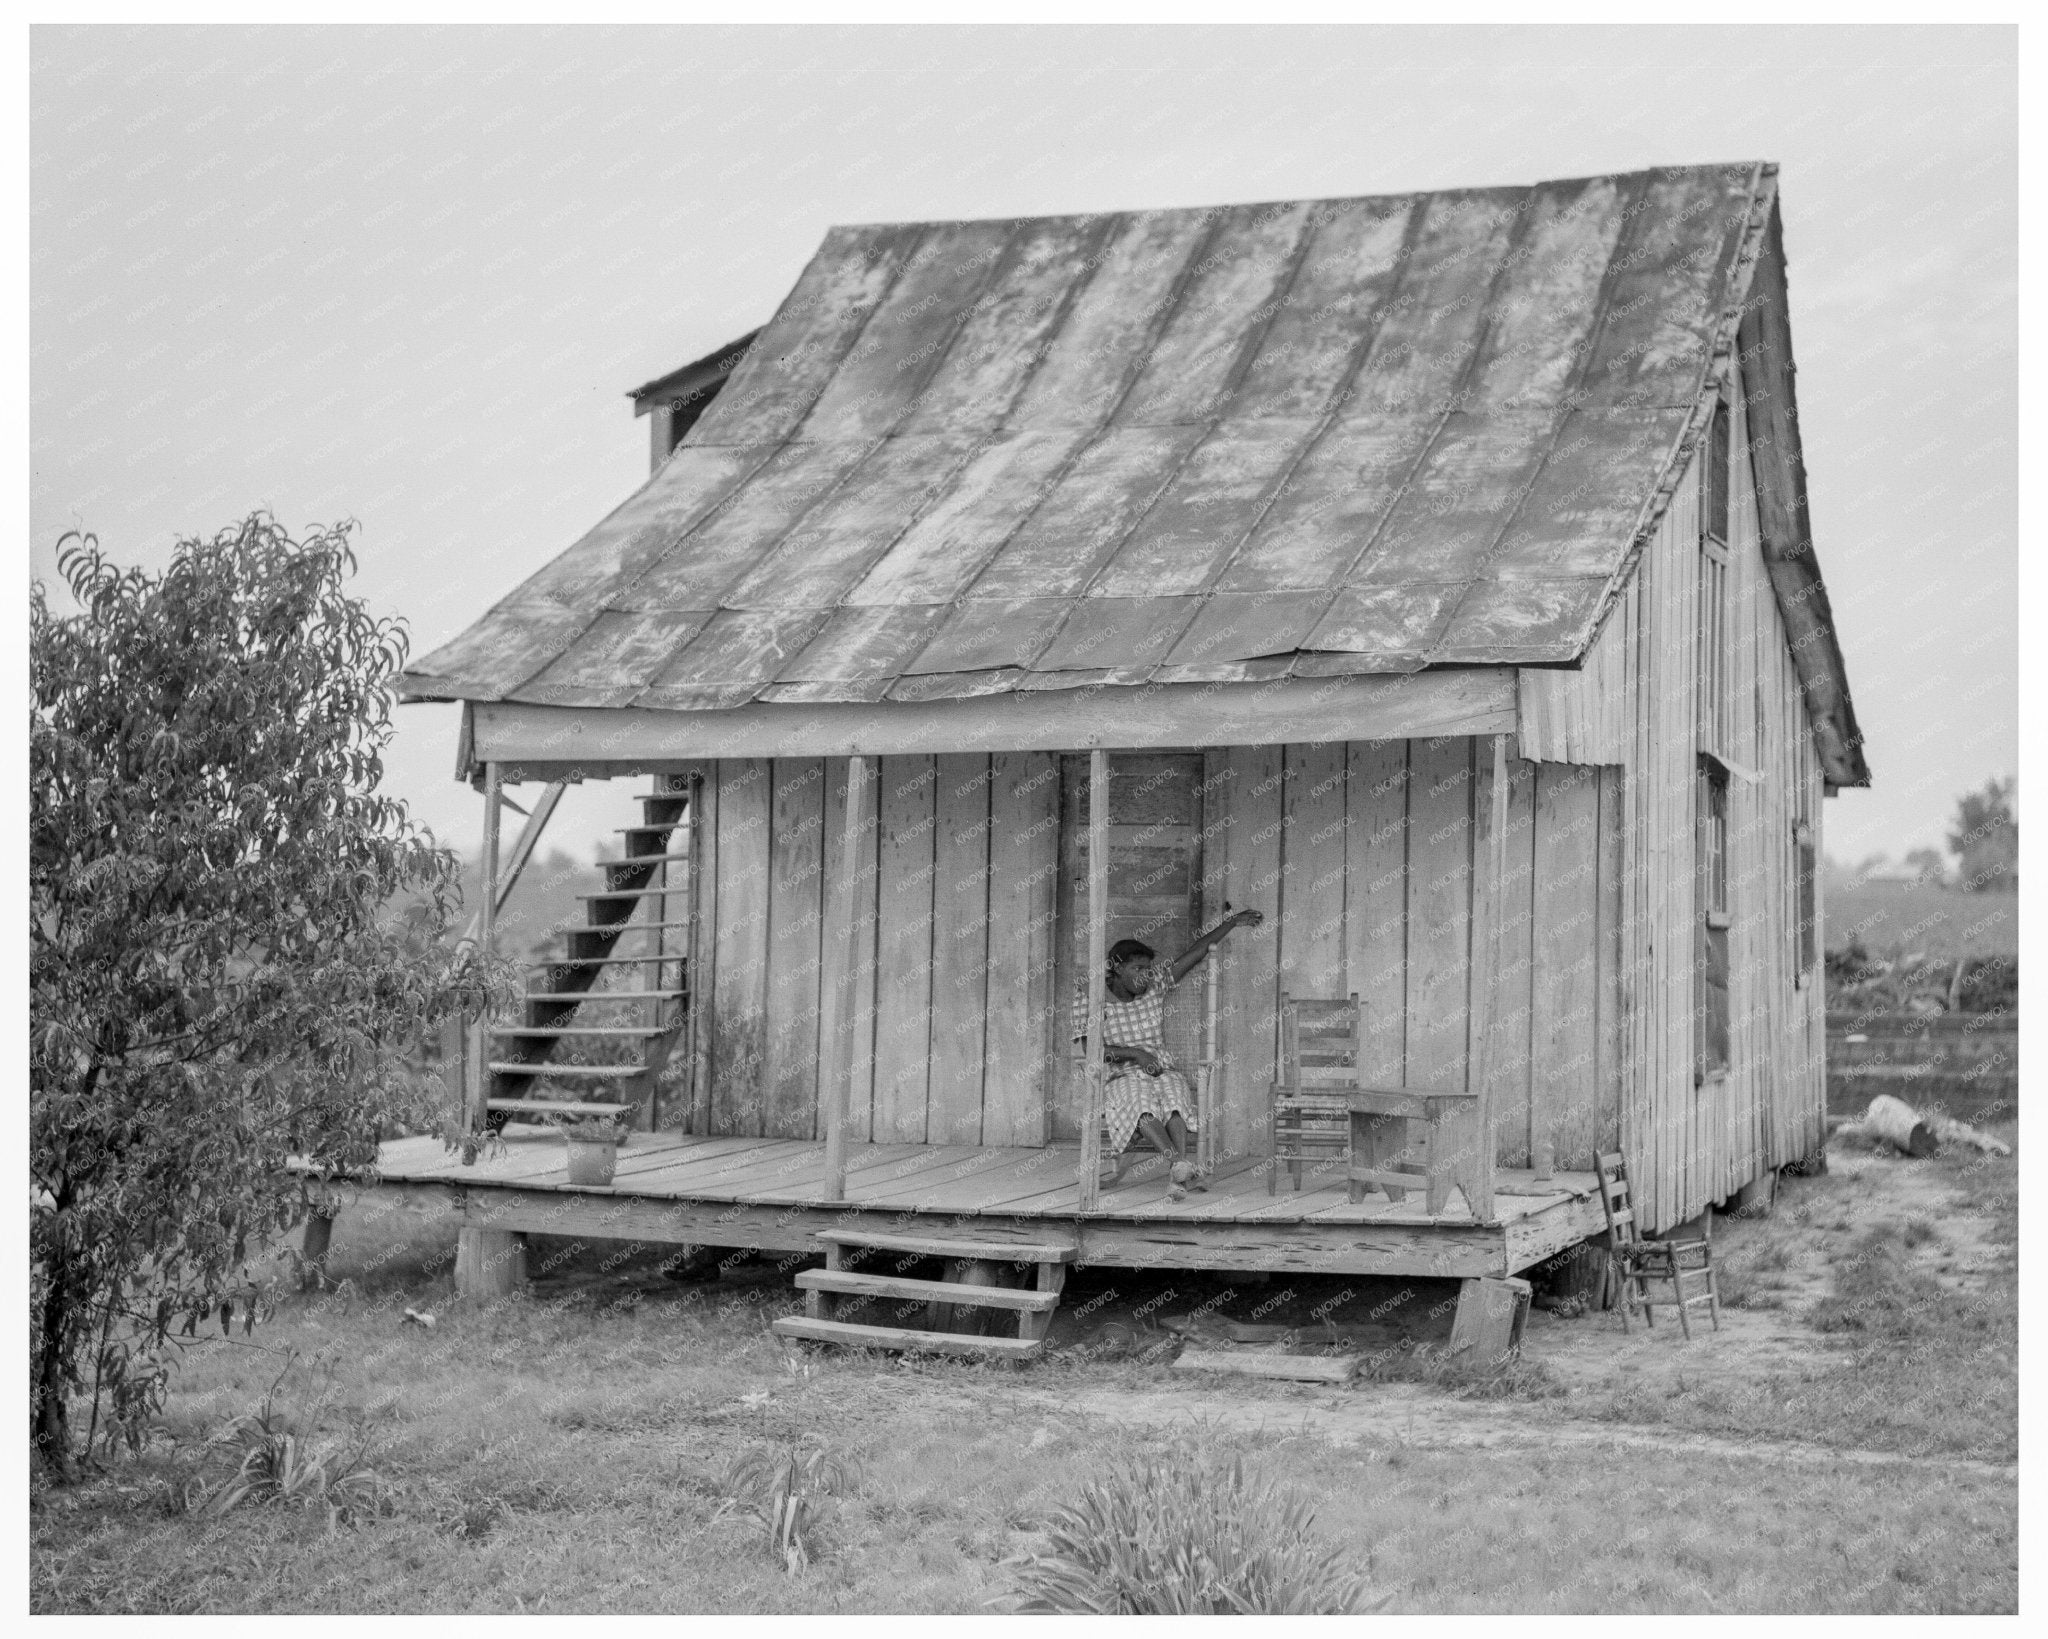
[1270,993,1484,1216]
[1270,995,1361,1193]
[1594,1151,1721,1336]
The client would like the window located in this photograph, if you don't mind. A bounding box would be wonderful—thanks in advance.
[1696,760,1731,1080]
[1697,396,1731,756]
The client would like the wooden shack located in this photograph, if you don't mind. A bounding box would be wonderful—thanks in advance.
[376,162,1867,1348]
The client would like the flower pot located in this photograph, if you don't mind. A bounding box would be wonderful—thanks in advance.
[565,1136,618,1187]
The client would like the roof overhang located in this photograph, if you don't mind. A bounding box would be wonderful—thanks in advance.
[461,667,1516,777]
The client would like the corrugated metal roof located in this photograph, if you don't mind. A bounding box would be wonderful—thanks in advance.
[406,163,1778,709]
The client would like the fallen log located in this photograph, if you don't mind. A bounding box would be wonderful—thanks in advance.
[1172,1349,1361,1384]
[1864,1094,1938,1157]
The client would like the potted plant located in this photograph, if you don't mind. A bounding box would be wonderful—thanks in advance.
[561,1115,630,1187]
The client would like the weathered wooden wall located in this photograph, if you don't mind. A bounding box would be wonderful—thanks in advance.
[674,738,1624,1174]
[1518,367,1828,1231]
[681,751,1061,1145]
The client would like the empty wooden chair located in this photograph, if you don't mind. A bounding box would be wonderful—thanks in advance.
[1270,994,1483,1216]
[1270,995,1362,1193]
[1594,1151,1721,1337]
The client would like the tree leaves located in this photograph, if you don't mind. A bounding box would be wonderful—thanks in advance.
[30,513,515,1473]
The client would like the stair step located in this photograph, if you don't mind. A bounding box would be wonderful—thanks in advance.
[795,1270,1057,1312]
[529,955,688,969]
[488,1062,646,1079]
[485,1098,635,1118]
[771,1316,1043,1360]
[521,989,684,1003]
[494,1026,668,1039]
[599,851,691,868]
[575,919,695,930]
[813,1229,1078,1265]
[615,824,683,838]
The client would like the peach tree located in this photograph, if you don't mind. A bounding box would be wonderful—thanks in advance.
[30,516,507,1476]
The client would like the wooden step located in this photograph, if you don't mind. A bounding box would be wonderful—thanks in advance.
[795,1270,1058,1312]
[770,1316,1043,1360]
[578,887,676,903]
[488,1062,645,1079]
[494,1026,668,1039]
[521,989,684,1003]
[528,955,688,969]
[614,824,682,838]
[485,1099,635,1118]
[813,1228,1078,1265]
[599,851,691,868]
[575,919,695,931]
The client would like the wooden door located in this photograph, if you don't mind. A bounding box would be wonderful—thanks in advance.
[1052,752,1207,1139]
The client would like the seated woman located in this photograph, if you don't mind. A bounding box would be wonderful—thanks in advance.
[1078,907,1264,1198]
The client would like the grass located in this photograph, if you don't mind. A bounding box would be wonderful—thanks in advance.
[1573,1136,2018,1464]
[29,1150,2017,1614]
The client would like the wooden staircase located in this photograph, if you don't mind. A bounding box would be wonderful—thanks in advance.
[772,1228,1076,1361]
[485,784,693,1133]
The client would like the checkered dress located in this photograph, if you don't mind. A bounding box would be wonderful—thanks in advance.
[1075,978,1197,1152]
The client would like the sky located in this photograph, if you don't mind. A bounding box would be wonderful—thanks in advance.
[29,24,2017,865]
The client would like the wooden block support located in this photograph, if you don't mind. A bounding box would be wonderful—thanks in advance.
[456,1227,527,1301]
[1446,1275,1531,1374]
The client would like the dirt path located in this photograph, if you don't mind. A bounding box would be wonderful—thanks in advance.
[989,1139,2017,1479]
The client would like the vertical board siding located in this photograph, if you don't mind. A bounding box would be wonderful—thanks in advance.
[928,753,994,1143]
[984,750,1060,1145]
[1493,756,1538,1166]
[763,758,827,1138]
[819,756,879,1142]
[871,754,937,1142]
[1530,762,1603,1167]
[708,759,772,1136]
[1404,739,1474,1093]
[1345,742,1410,1085]
[1216,742,1284,1163]
[1280,742,1350,998]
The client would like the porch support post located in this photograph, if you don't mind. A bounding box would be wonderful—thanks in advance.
[1079,749,1109,1212]
[1468,734,1508,1222]
[459,763,518,1299]
[463,761,505,1134]
[821,755,872,1202]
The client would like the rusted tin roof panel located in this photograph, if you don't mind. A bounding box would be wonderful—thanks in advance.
[968,424,1206,600]
[1578,167,1755,409]
[407,603,592,702]
[1087,419,1319,599]
[686,224,928,447]
[778,603,952,682]
[1165,590,1333,667]
[1228,196,1417,421]
[1426,575,1612,663]
[1005,210,1212,429]
[905,597,1071,676]
[897,216,1117,437]
[511,609,714,708]
[717,433,980,611]
[405,164,1822,712]
[635,608,831,708]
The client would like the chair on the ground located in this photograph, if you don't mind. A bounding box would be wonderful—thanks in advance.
[1593,1150,1721,1337]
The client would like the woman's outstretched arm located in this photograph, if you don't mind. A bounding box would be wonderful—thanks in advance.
[1167,906,1264,984]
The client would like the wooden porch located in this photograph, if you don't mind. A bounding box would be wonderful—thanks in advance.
[364,1129,1606,1280]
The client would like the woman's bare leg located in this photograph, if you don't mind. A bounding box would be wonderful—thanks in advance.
[1135,1113,1177,1159]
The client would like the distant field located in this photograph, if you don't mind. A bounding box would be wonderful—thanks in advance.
[1824,883,2017,960]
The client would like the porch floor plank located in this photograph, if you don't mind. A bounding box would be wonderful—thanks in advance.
[351,1132,1592,1231]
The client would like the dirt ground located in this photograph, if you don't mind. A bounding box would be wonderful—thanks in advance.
[30,1125,2017,1613]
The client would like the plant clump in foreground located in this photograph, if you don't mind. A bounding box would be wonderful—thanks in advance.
[1007,1441,1384,1614]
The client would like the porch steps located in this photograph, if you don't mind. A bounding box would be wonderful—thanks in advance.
[772,1228,1076,1361]
[485,784,694,1133]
